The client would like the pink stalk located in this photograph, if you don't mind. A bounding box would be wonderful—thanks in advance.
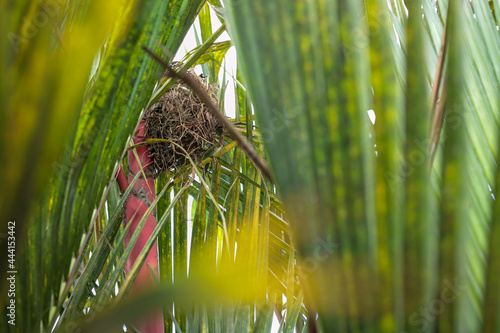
[117,119,164,333]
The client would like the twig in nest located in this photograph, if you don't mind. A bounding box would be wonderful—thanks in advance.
[142,45,274,183]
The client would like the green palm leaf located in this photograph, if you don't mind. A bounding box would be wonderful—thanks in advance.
[225,0,500,331]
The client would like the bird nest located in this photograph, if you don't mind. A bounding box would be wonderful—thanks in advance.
[144,71,222,175]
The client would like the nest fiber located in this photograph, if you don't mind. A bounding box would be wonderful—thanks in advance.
[144,72,222,175]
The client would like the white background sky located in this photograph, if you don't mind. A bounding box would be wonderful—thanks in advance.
[174,9,238,119]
